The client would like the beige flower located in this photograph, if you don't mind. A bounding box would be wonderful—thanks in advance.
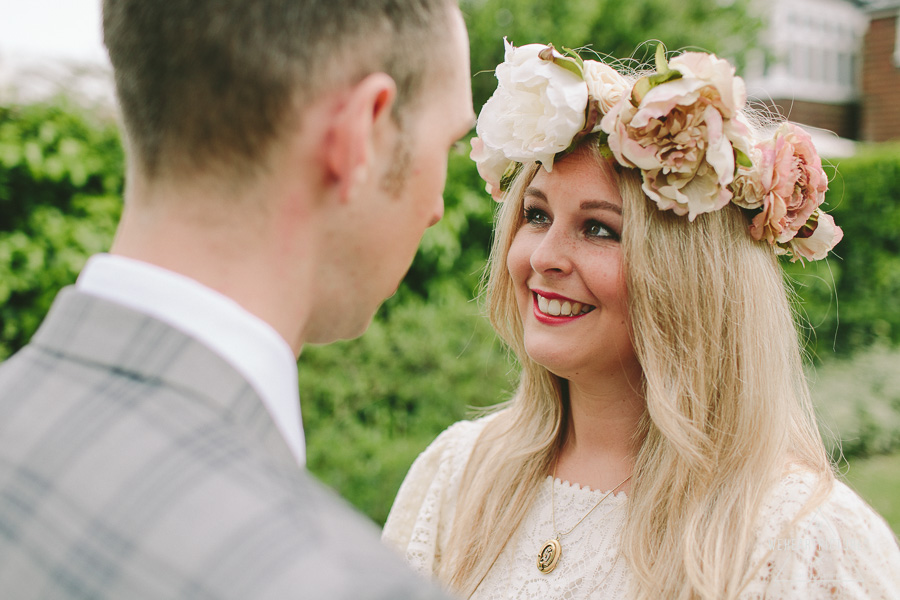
[600,52,750,220]
[731,146,767,210]
[582,60,630,128]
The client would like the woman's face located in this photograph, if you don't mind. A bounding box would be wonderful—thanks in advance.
[507,149,639,382]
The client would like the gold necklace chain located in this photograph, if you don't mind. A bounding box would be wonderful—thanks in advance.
[536,468,632,574]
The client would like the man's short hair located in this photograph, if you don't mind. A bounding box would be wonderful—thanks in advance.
[102,0,456,183]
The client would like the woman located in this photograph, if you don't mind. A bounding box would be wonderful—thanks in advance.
[383,41,900,599]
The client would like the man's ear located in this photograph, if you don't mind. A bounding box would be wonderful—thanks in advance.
[324,73,398,202]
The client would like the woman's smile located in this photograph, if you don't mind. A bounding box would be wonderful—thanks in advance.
[531,290,596,323]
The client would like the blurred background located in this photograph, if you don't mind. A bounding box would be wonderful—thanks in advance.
[1,0,898,532]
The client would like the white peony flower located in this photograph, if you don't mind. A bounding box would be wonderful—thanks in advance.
[476,39,588,172]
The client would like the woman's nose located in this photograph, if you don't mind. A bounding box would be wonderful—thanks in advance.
[529,224,574,275]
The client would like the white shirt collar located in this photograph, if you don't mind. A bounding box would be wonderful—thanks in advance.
[76,253,305,466]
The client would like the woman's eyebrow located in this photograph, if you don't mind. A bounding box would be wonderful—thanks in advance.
[525,188,621,214]
[523,187,547,201]
[580,200,622,215]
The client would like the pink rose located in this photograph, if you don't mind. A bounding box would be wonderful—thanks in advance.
[747,123,828,244]
[600,52,750,220]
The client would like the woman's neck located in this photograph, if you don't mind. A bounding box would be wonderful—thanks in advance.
[554,376,645,493]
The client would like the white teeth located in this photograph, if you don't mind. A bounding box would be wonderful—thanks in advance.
[548,299,561,316]
[535,293,594,317]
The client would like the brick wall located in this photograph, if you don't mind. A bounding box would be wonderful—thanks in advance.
[761,99,860,139]
[861,13,900,142]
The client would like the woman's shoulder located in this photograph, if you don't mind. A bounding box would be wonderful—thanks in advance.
[422,411,501,462]
[760,469,895,538]
[745,469,900,598]
[382,411,505,572]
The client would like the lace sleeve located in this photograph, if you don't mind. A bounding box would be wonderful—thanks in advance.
[744,473,900,599]
[382,415,496,577]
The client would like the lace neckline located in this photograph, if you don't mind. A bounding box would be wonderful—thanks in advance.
[548,476,630,501]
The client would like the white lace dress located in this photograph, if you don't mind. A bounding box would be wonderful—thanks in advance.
[382,415,900,599]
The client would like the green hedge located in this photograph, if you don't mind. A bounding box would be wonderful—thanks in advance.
[0,100,123,359]
[300,284,515,525]
[813,345,900,460]
[784,144,900,358]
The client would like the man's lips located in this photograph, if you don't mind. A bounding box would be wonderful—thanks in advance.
[532,290,596,318]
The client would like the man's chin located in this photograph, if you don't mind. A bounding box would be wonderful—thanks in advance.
[302,282,403,346]
[304,313,376,346]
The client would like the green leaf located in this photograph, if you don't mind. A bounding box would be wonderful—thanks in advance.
[561,46,586,71]
[735,148,752,168]
[631,76,652,105]
[655,43,669,74]
[499,161,522,192]
[646,69,683,88]
[539,44,584,79]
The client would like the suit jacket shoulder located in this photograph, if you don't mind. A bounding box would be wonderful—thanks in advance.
[0,288,449,599]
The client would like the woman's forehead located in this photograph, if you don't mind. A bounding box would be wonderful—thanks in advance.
[528,153,622,207]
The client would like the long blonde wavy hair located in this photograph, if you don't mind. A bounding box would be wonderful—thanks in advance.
[438,142,833,599]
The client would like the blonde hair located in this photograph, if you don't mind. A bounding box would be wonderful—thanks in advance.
[439,144,833,599]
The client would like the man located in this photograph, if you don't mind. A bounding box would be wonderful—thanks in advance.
[0,0,474,597]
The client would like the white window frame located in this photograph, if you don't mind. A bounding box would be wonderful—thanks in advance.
[894,11,900,68]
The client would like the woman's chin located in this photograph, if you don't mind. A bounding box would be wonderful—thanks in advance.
[523,344,582,379]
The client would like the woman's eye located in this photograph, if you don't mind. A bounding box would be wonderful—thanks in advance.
[586,220,617,239]
[523,207,550,226]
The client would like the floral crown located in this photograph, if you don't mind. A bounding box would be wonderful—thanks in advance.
[470,40,843,262]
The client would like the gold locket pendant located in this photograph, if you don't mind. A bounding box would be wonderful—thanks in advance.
[536,538,561,573]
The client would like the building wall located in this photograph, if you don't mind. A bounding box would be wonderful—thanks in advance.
[761,98,860,139]
[744,0,868,106]
[861,12,900,141]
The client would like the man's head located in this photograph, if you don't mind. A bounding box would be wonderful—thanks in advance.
[102,0,462,185]
[103,0,474,351]
[303,5,475,344]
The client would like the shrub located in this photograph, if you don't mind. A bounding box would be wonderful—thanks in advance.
[813,345,900,461]
[784,144,900,357]
[0,99,123,359]
[300,283,516,524]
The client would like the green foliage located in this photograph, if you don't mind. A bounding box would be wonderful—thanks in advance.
[460,0,763,110]
[0,100,124,359]
[783,144,900,357]
[814,345,900,460]
[300,284,515,524]
[843,451,900,535]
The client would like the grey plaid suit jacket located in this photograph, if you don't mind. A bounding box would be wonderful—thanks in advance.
[0,287,450,599]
